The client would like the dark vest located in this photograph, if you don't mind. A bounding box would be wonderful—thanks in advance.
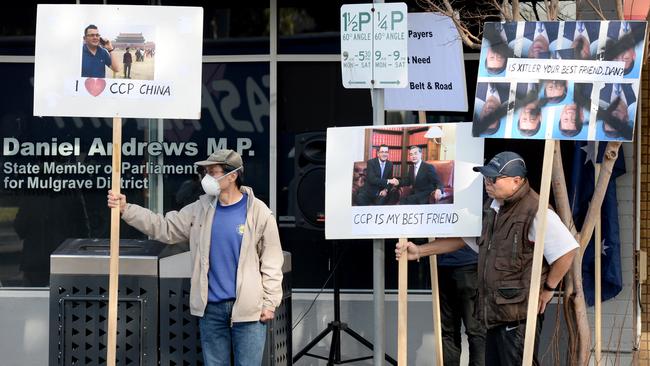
[477,180,549,329]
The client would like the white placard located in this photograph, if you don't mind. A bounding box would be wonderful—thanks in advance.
[325,123,483,239]
[385,13,468,111]
[473,20,648,142]
[340,3,408,88]
[34,4,203,119]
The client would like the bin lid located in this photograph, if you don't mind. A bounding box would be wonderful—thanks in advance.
[50,238,185,276]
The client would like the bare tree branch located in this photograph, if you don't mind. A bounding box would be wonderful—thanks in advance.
[578,142,622,248]
[416,0,487,49]
[532,0,542,21]
[551,141,590,365]
[499,0,513,20]
[581,0,608,20]
[615,0,624,20]
[552,141,578,235]
[563,268,578,363]
[512,0,521,20]
[570,251,591,366]
[543,0,560,20]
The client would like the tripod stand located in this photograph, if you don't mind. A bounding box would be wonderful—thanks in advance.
[293,241,397,365]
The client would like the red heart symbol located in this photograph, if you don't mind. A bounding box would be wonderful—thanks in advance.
[84,78,106,97]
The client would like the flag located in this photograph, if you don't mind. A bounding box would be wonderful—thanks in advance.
[569,141,626,306]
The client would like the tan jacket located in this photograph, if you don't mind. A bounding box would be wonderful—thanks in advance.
[121,186,284,320]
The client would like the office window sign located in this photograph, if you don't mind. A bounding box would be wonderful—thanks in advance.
[33,4,203,119]
[0,61,271,287]
[385,12,468,112]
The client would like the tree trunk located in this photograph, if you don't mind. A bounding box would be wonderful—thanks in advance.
[578,142,622,248]
[570,249,592,365]
[552,141,622,365]
[551,141,591,364]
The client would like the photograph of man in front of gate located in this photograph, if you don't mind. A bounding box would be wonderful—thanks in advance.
[81,24,156,80]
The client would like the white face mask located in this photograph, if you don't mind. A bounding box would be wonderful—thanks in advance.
[200,166,241,196]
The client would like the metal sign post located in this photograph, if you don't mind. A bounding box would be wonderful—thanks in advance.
[341,3,407,364]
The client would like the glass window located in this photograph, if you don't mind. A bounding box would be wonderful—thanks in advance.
[276,61,371,219]
[277,5,340,54]
[0,61,269,287]
[277,61,369,289]
[277,0,430,54]
[0,1,76,55]
[163,62,271,210]
[0,1,271,56]
[0,63,147,287]
[163,0,270,54]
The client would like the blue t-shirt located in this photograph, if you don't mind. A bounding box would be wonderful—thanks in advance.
[81,45,112,78]
[437,245,478,267]
[208,193,248,303]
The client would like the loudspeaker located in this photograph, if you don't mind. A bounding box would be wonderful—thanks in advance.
[292,132,326,231]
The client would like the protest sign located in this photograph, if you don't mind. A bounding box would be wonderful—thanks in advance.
[34,5,203,119]
[472,20,647,142]
[325,123,483,239]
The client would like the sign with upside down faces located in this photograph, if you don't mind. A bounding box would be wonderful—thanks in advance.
[473,20,647,142]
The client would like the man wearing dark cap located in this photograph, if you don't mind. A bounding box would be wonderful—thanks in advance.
[396,151,578,365]
[108,149,284,366]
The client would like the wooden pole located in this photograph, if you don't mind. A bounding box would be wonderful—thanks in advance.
[417,111,444,365]
[398,237,408,365]
[107,117,122,366]
[594,160,602,366]
[429,255,444,365]
[522,139,554,365]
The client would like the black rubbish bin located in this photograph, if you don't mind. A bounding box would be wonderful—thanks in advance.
[49,238,184,366]
[158,250,292,366]
[50,238,292,366]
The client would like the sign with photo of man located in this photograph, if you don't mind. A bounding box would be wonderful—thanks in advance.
[472,20,647,142]
[33,4,203,119]
[325,123,484,239]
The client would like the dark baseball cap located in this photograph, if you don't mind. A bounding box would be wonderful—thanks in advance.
[473,151,527,178]
[194,149,243,169]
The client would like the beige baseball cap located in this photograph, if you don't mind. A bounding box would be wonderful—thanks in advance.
[194,149,243,169]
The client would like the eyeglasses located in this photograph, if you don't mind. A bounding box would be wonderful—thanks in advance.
[86,33,101,38]
[484,175,507,184]
[199,168,225,178]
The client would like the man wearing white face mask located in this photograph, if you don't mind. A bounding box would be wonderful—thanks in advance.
[107,149,284,366]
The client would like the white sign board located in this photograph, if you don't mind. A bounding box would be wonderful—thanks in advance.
[472,21,647,142]
[325,123,483,239]
[385,13,468,111]
[340,3,408,88]
[34,4,203,119]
